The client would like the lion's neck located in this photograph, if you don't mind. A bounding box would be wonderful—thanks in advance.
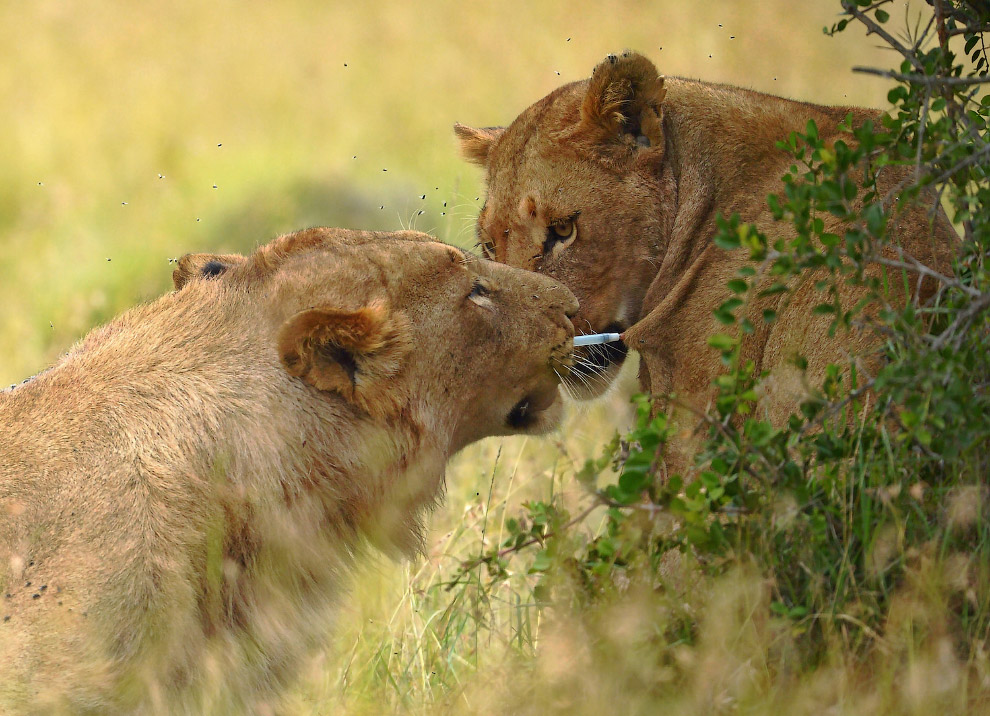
[0,294,266,482]
[0,283,442,556]
[637,80,880,321]
[662,78,877,213]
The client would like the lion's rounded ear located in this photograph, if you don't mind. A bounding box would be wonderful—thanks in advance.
[581,51,666,149]
[454,123,505,166]
[172,253,245,290]
[277,302,412,418]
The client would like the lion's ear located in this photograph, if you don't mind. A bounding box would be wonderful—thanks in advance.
[277,302,412,418]
[454,123,505,166]
[172,253,245,290]
[581,51,666,149]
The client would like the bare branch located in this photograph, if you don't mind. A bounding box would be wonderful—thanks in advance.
[928,141,990,186]
[871,247,979,298]
[946,25,990,37]
[852,66,990,87]
[841,1,926,72]
[930,290,990,351]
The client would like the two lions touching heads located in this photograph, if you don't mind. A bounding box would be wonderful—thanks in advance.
[0,52,955,711]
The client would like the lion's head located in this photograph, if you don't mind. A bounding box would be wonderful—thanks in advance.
[455,52,671,399]
[172,227,578,450]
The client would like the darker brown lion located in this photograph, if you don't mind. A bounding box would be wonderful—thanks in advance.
[0,227,576,713]
[456,50,957,471]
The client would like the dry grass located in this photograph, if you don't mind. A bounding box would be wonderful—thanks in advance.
[1,1,966,713]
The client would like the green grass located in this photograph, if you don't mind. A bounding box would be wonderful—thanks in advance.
[4,2,974,713]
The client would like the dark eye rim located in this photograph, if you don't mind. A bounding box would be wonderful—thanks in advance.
[476,239,496,259]
[468,278,491,299]
[474,219,496,259]
[543,211,580,255]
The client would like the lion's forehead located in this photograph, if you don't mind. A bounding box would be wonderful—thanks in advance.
[483,152,604,245]
[259,233,460,279]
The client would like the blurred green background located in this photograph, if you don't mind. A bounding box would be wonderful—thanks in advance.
[1,0,901,386]
[1,2,922,711]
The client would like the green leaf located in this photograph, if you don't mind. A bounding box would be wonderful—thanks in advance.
[714,232,740,250]
[529,551,552,573]
[596,538,616,558]
[874,8,889,23]
[759,282,789,297]
[618,467,648,494]
[708,334,737,351]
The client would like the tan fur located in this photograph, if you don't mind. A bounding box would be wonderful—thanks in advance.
[0,227,577,713]
[456,51,957,474]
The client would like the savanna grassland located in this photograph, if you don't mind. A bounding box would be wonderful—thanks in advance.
[3,2,981,714]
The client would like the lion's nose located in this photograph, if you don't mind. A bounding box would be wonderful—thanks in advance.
[528,280,579,319]
[561,288,579,318]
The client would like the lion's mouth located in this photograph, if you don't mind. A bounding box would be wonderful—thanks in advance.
[571,322,629,373]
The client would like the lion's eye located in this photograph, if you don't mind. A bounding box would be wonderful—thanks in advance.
[543,214,579,256]
[551,220,574,240]
[478,239,496,260]
[468,279,491,300]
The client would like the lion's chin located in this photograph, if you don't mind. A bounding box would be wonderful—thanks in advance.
[565,346,628,401]
[506,385,564,434]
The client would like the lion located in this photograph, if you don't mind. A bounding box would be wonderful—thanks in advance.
[0,227,577,714]
[455,51,957,471]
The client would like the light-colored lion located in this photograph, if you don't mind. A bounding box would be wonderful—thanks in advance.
[0,227,577,713]
[456,51,956,470]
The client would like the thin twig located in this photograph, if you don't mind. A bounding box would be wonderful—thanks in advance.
[798,378,878,437]
[916,84,932,183]
[852,66,990,87]
[930,290,990,352]
[945,25,990,38]
[870,251,979,298]
[841,1,926,72]
[928,141,990,187]
[449,500,601,586]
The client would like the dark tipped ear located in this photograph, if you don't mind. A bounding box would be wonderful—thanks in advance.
[172,253,245,290]
[454,123,505,166]
[581,51,665,148]
[277,301,412,418]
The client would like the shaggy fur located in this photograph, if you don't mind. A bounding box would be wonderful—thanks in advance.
[456,51,957,472]
[0,227,577,713]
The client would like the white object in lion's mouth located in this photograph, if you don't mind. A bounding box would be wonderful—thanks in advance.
[573,332,622,347]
